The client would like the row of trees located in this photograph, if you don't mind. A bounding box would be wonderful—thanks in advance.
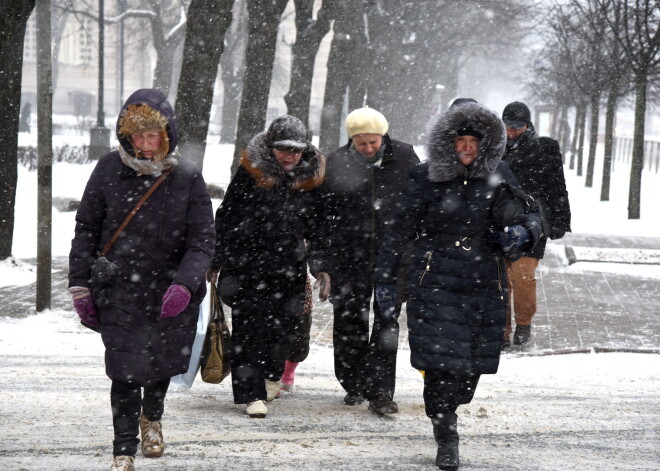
[1,0,535,261]
[527,0,660,219]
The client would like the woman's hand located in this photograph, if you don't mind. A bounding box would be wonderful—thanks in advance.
[69,286,99,327]
[161,284,191,318]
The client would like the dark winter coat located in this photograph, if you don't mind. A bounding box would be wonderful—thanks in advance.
[376,103,542,376]
[211,132,327,309]
[69,89,215,386]
[503,130,571,258]
[321,134,420,283]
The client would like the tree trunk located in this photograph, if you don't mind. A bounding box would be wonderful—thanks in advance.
[175,0,235,171]
[600,85,618,201]
[283,0,333,129]
[150,5,186,99]
[569,104,581,170]
[0,1,35,260]
[627,73,648,219]
[585,90,601,187]
[36,0,52,312]
[576,104,587,177]
[558,106,569,163]
[219,0,246,144]
[318,6,364,152]
[231,0,288,176]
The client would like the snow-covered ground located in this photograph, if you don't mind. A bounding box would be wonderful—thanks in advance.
[1,133,659,470]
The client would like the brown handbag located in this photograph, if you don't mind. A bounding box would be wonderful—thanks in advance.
[200,282,232,384]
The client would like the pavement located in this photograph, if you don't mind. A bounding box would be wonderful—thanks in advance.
[1,234,659,471]
[2,233,660,355]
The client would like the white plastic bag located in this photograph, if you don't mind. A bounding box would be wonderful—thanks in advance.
[169,283,212,390]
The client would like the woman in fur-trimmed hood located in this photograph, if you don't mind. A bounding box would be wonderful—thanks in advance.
[209,115,330,418]
[375,102,541,470]
[68,88,215,469]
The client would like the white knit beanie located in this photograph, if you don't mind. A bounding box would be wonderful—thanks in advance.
[344,106,389,137]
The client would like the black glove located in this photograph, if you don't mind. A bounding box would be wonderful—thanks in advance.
[491,225,529,252]
[549,227,566,240]
[375,283,397,321]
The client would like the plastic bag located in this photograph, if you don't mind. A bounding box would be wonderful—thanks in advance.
[169,283,212,391]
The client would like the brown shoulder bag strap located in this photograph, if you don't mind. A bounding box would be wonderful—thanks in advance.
[100,167,173,257]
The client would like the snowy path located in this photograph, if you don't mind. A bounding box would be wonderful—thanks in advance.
[0,310,658,471]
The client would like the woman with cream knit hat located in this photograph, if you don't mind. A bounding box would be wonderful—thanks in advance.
[319,106,419,415]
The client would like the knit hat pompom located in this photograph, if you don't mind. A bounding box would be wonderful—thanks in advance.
[344,106,389,138]
[118,104,170,161]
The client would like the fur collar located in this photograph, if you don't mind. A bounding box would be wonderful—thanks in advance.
[241,132,326,191]
[119,145,179,176]
[426,103,506,182]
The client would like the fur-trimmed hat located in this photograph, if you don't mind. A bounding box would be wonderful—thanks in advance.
[117,103,170,161]
[344,106,389,138]
[116,89,177,162]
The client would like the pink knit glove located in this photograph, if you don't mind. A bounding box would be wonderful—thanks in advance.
[161,284,191,318]
[69,286,99,327]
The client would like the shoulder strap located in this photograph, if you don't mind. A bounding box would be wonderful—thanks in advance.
[100,167,173,257]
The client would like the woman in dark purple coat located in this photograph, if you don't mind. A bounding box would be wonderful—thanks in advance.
[68,89,215,471]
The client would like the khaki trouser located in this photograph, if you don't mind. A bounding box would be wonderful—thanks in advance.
[504,256,540,340]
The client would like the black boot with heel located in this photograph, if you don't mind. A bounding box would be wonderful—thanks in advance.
[432,412,459,470]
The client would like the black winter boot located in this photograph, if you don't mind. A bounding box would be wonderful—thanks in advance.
[514,324,531,345]
[432,412,459,470]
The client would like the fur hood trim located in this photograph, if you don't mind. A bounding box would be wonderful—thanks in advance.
[241,132,326,191]
[426,103,506,182]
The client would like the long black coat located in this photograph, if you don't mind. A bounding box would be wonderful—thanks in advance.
[503,130,571,258]
[69,89,215,386]
[376,104,541,376]
[321,135,419,283]
[211,132,327,309]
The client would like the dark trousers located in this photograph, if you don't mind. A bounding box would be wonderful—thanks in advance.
[110,378,170,457]
[287,311,312,363]
[222,272,303,404]
[423,371,481,419]
[331,274,401,399]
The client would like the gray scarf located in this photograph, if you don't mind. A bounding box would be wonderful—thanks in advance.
[119,146,179,176]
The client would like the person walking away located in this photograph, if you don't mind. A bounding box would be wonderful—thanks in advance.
[501,101,572,347]
[208,115,330,418]
[321,106,420,415]
[68,88,215,471]
[375,102,542,469]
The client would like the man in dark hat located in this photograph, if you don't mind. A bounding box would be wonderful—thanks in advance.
[501,101,572,347]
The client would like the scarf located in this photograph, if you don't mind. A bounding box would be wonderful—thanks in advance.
[119,146,179,176]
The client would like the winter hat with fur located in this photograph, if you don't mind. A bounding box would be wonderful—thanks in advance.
[116,89,178,162]
[426,102,506,182]
[344,106,389,138]
[266,115,308,150]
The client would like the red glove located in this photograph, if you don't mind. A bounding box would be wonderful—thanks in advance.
[69,286,99,327]
[161,284,191,318]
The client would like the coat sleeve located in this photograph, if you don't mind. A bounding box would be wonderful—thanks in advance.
[303,188,330,277]
[68,158,108,288]
[210,167,251,271]
[375,166,427,284]
[542,139,572,234]
[172,168,216,293]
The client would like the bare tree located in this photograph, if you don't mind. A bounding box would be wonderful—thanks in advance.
[0,1,35,260]
[600,0,660,219]
[219,0,246,144]
[283,0,333,129]
[318,4,366,152]
[175,0,235,170]
[231,0,288,176]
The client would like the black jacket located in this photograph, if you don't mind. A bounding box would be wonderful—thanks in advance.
[321,135,419,279]
[503,130,571,258]
[211,132,327,307]
[69,89,215,385]
[376,103,542,376]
